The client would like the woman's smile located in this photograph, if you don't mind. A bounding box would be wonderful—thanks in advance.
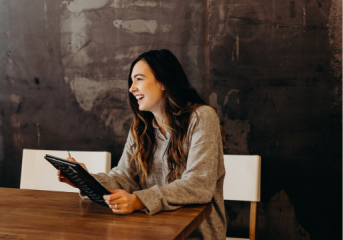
[135,94,145,103]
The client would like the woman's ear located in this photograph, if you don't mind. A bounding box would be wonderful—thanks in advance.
[162,85,166,90]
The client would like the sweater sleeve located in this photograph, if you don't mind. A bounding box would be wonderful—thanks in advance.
[133,106,223,215]
[80,132,142,199]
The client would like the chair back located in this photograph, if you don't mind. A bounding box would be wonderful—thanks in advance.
[20,149,111,192]
[223,155,261,240]
[223,155,261,202]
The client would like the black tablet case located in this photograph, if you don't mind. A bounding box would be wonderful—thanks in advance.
[44,154,110,206]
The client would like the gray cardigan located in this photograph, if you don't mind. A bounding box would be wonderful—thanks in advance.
[82,105,226,239]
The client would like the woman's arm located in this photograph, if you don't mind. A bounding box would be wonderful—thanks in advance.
[78,132,142,207]
[82,132,146,214]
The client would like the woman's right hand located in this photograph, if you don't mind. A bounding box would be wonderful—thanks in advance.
[57,157,89,188]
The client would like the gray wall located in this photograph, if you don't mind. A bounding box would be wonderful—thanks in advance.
[0,0,341,239]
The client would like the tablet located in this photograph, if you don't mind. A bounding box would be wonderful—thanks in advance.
[44,154,111,206]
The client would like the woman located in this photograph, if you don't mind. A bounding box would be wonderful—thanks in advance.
[58,49,226,239]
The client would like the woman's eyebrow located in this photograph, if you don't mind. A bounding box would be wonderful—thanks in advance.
[133,74,146,78]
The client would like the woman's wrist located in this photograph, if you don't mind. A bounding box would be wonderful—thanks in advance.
[132,194,145,211]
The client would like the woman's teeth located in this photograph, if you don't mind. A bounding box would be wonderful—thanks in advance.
[136,95,144,100]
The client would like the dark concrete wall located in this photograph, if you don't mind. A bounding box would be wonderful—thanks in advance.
[0,0,341,239]
[208,1,342,239]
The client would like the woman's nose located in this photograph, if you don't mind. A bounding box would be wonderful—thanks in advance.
[129,82,138,93]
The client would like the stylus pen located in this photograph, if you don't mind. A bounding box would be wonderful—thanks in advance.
[68,151,72,158]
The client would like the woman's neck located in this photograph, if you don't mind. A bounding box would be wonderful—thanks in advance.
[153,113,168,139]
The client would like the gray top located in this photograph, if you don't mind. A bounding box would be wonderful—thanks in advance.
[82,105,226,239]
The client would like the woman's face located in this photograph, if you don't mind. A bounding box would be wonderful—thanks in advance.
[129,60,164,115]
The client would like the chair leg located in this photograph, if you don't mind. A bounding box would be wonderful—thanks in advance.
[249,201,257,240]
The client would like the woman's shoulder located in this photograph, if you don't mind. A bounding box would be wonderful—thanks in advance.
[189,105,219,126]
[187,105,221,143]
[191,105,218,120]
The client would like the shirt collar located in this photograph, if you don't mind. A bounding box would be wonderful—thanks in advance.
[152,118,170,141]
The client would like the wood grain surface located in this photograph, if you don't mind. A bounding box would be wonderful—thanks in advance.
[0,188,212,240]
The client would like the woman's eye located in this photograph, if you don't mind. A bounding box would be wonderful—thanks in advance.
[137,78,143,81]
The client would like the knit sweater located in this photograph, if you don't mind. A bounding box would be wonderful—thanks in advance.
[81,105,226,239]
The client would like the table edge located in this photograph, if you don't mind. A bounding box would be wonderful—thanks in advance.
[174,202,212,240]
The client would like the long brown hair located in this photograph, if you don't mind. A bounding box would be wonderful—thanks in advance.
[127,49,224,184]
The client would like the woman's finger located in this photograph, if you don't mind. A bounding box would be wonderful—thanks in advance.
[112,208,129,215]
[107,198,125,205]
[58,172,76,188]
[109,203,123,209]
[104,191,123,202]
[58,170,64,176]
[66,157,77,162]
[65,158,88,172]
[105,197,123,205]
[78,163,88,172]
[58,170,64,181]
[106,189,122,197]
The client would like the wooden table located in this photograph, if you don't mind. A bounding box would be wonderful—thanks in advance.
[0,188,212,240]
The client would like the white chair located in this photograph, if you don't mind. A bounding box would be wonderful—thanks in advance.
[20,149,111,193]
[224,155,261,240]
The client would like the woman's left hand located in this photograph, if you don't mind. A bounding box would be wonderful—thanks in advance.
[103,189,145,214]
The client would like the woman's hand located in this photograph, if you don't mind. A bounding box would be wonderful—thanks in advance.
[103,189,145,214]
[57,157,88,188]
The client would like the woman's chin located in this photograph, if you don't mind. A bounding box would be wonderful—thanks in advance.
[138,105,146,111]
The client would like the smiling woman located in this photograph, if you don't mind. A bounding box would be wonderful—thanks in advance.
[59,49,227,240]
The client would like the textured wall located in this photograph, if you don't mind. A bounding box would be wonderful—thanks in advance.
[0,0,208,185]
[208,0,342,239]
[0,0,341,239]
